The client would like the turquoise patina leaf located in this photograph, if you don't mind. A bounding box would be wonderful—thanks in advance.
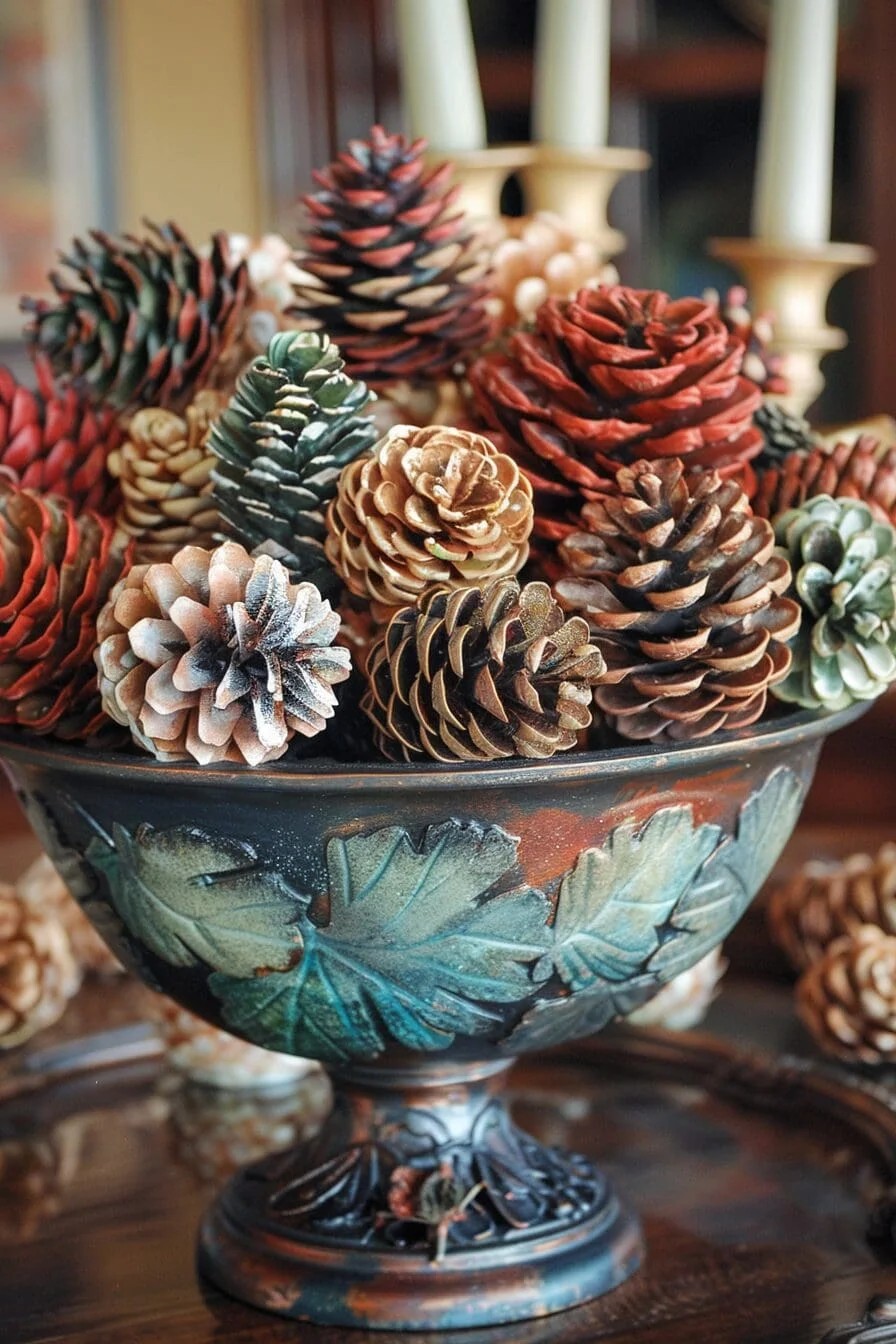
[502,973,658,1053]
[211,821,553,1063]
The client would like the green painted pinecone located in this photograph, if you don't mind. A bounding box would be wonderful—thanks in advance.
[210,331,376,595]
[362,578,606,762]
[773,495,896,710]
[21,222,250,414]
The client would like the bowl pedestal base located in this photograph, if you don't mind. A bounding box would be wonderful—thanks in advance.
[198,1056,643,1330]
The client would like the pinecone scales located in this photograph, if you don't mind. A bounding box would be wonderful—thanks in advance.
[754,435,896,526]
[362,578,606,762]
[555,459,800,742]
[768,844,896,973]
[797,926,896,1065]
[0,885,80,1048]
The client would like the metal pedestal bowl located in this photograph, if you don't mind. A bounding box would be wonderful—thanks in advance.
[0,705,859,1331]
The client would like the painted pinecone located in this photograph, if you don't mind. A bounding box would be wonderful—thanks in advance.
[773,495,896,711]
[707,285,788,396]
[96,541,351,766]
[327,424,533,621]
[0,885,80,1049]
[0,484,131,740]
[754,436,896,526]
[469,286,764,541]
[210,331,375,594]
[483,212,619,329]
[0,362,120,514]
[753,400,817,467]
[554,459,800,742]
[362,578,606,762]
[22,222,251,414]
[108,390,225,563]
[768,844,896,974]
[796,926,896,1065]
[18,856,122,978]
[291,125,492,388]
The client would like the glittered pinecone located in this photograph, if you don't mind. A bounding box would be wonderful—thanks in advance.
[754,436,896,526]
[0,483,131,740]
[796,926,896,1064]
[753,400,817,466]
[768,844,896,974]
[18,855,122,977]
[0,885,80,1048]
[211,331,375,594]
[0,361,120,514]
[555,458,800,742]
[96,541,351,766]
[483,212,619,329]
[362,578,606,762]
[626,948,727,1031]
[773,495,896,711]
[108,390,225,563]
[469,286,763,540]
[292,126,492,387]
[706,285,788,396]
[22,222,251,413]
[327,423,533,619]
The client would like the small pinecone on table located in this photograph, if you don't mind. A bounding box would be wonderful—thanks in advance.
[18,856,122,978]
[109,390,225,563]
[773,495,896,711]
[753,400,817,466]
[327,423,533,620]
[469,286,763,541]
[767,844,896,973]
[0,361,121,514]
[0,884,81,1049]
[554,458,800,742]
[362,578,606,762]
[796,926,896,1065]
[754,435,896,526]
[96,541,351,766]
[22,222,251,414]
[291,125,493,388]
[0,484,131,741]
[210,330,375,594]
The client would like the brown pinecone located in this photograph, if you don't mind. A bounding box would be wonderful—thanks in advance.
[326,424,534,620]
[797,926,896,1065]
[767,844,896,973]
[96,541,351,766]
[18,856,122,977]
[752,435,896,525]
[0,483,132,741]
[469,285,763,540]
[554,458,800,742]
[362,578,606,762]
[108,390,224,563]
[0,885,81,1048]
[291,125,492,388]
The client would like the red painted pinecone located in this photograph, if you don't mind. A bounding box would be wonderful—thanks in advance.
[0,484,131,741]
[554,458,800,742]
[362,578,606,762]
[752,435,896,526]
[291,126,492,388]
[469,286,763,541]
[0,362,120,514]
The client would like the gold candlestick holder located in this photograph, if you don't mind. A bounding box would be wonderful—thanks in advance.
[708,237,876,416]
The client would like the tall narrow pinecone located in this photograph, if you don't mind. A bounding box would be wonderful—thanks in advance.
[291,126,492,388]
[0,484,131,740]
[796,926,896,1064]
[327,423,533,619]
[0,362,120,514]
[96,541,351,766]
[773,495,896,711]
[22,222,251,414]
[362,578,606,762]
[754,435,896,526]
[768,844,896,973]
[109,390,225,563]
[469,286,763,540]
[0,885,80,1049]
[554,458,800,742]
[210,331,375,594]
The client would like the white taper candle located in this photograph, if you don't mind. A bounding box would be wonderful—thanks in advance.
[533,0,611,150]
[394,0,487,152]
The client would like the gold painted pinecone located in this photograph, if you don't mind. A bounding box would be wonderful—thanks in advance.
[0,885,80,1049]
[752,435,896,525]
[17,856,122,977]
[96,541,351,766]
[555,458,800,742]
[326,424,533,619]
[767,844,896,973]
[108,390,224,563]
[362,578,606,761]
[796,926,896,1064]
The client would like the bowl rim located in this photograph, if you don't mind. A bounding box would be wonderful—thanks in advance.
[0,701,865,794]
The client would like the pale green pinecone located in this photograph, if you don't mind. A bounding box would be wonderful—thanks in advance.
[773,494,896,710]
[210,330,376,597]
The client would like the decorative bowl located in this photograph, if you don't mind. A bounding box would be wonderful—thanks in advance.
[0,703,860,1330]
